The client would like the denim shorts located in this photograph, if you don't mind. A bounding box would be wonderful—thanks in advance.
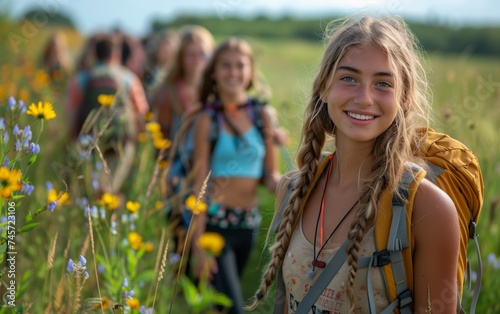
[206,203,262,229]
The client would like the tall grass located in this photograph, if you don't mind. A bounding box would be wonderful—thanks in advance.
[0,16,499,313]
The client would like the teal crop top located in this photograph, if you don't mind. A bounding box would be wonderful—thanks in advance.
[210,126,265,179]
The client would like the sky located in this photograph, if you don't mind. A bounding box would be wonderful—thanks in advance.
[5,0,500,37]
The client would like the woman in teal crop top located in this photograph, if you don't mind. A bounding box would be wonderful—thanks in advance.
[189,38,281,314]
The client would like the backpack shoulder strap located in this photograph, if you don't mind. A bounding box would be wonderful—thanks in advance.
[247,97,266,141]
[370,163,426,313]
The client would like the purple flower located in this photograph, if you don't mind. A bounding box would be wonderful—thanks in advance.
[22,184,35,195]
[19,100,26,113]
[0,118,5,131]
[3,131,8,143]
[98,264,105,274]
[84,271,89,280]
[15,139,22,151]
[29,143,40,154]
[90,205,98,218]
[13,124,20,136]
[23,125,32,141]
[47,201,57,212]
[79,255,87,265]
[67,259,74,272]
[45,181,54,191]
[2,156,9,167]
[139,306,153,314]
[8,97,16,110]
[122,278,129,287]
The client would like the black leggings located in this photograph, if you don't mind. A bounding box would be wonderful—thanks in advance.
[205,224,257,314]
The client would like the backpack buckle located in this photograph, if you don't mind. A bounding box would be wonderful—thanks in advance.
[468,220,477,239]
[372,250,391,267]
[398,289,413,309]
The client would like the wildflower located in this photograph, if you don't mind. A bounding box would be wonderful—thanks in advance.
[26,101,57,120]
[80,255,87,265]
[8,96,16,109]
[197,232,225,256]
[158,160,169,169]
[21,184,34,195]
[0,167,22,199]
[15,139,21,151]
[144,242,154,252]
[155,201,163,210]
[13,124,20,136]
[92,179,100,190]
[97,94,115,107]
[110,220,118,235]
[127,232,143,250]
[144,112,154,122]
[139,306,153,314]
[122,278,129,287]
[126,298,140,310]
[47,189,70,205]
[47,201,57,212]
[67,259,74,272]
[3,131,8,143]
[98,192,119,210]
[98,264,105,274]
[168,253,181,265]
[90,205,98,218]
[0,118,5,131]
[94,296,110,310]
[184,195,207,215]
[126,201,140,213]
[23,125,32,140]
[153,136,171,150]
[145,122,161,133]
[137,132,147,143]
[45,181,53,191]
[19,100,26,113]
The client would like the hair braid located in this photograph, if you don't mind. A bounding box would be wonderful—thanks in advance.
[246,100,327,309]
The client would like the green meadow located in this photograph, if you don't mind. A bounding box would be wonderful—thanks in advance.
[1,14,499,313]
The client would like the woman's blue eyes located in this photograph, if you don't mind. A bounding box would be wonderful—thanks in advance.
[341,76,355,83]
[340,76,392,88]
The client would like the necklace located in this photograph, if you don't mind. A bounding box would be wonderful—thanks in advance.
[308,154,358,279]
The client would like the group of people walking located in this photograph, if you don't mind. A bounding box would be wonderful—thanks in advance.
[41,13,481,314]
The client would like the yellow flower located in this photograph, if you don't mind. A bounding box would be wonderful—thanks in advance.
[98,192,119,210]
[158,160,169,170]
[26,101,56,120]
[0,167,22,199]
[155,201,163,210]
[153,137,171,150]
[197,232,225,256]
[184,195,207,215]
[128,232,143,250]
[126,298,140,310]
[137,132,147,143]
[145,112,154,122]
[47,189,70,205]
[145,122,161,133]
[97,94,115,107]
[144,241,154,252]
[126,201,140,213]
[94,296,110,310]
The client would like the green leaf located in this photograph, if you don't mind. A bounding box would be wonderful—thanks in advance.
[180,276,200,306]
[25,211,32,223]
[11,194,24,200]
[17,222,40,233]
[28,154,37,165]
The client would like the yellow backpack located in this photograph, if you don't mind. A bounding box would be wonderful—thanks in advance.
[272,128,484,314]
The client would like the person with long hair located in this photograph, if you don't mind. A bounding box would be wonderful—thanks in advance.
[149,25,214,141]
[247,15,459,313]
[189,37,280,314]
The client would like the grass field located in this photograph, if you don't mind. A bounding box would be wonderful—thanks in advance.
[1,17,499,313]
